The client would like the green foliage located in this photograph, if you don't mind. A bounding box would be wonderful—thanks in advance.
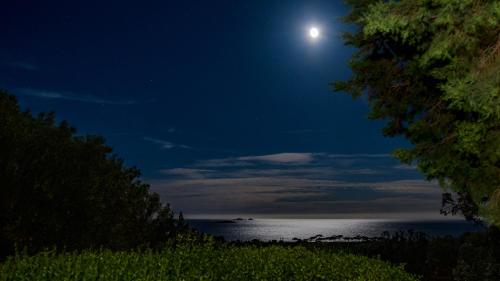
[288,227,500,281]
[0,90,187,257]
[0,242,418,281]
[335,0,500,224]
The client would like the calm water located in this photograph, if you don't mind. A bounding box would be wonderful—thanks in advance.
[187,219,485,241]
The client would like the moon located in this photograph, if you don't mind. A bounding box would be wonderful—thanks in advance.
[309,27,320,39]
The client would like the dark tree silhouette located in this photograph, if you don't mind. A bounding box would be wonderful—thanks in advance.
[0,90,186,257]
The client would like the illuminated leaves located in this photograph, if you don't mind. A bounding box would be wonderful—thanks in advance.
[0,244,418,281]
[336,0,500,224]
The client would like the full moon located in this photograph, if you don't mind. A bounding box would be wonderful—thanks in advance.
[309,27,320,39]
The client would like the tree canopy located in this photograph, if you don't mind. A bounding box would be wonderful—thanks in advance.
[0,90,186,257]
[335,0,500,224]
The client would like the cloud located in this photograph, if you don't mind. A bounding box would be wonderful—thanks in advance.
[8,62,39,70]
[393,164,418,170]
[168,167,381,181]
[195,158,254,168]
[160,168,213,179]
[143,137,191,150]
[15,88,137,105]
[149,175,442,217]
[238,153,316,164]
[327,154,392,158]
[273,186,434,203]
[148,152,443,218]
[195,153,395,168]
[280,129,329,134]
[195,153,320,168]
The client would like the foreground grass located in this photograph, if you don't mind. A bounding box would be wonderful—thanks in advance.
[0,243,418,281]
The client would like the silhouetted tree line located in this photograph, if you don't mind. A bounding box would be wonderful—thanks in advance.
[337,228,500,281]
[0,90,188,258]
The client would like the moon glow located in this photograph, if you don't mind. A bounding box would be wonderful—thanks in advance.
[309,27,320,39]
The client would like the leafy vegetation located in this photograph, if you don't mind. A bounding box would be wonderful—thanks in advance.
[0,90,187,258]
[334,0,500,224]
[297,227,500,281]
[0,240,417,281]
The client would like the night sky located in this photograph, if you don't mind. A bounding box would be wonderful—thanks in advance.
[1,1,449,219]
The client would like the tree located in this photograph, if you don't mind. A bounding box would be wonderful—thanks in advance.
[0,90,186,257]
[334,0,500,224]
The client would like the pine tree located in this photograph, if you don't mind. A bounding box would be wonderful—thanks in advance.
[335,0,500,224]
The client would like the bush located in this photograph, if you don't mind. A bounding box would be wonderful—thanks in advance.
[0,242,418,281]
[0,90,186,257]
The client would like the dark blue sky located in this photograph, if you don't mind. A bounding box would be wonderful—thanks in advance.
[1,0,449,218]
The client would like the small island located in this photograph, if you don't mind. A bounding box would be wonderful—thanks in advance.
[214,220,236,224]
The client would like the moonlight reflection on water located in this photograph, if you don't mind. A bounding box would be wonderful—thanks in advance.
[187,219,484,241]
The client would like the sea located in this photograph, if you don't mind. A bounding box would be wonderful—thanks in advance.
[186,219,486,241]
